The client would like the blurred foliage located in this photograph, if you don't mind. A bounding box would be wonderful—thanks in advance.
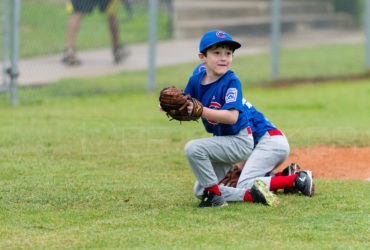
[279,0,364,25]
[332,0,365,24]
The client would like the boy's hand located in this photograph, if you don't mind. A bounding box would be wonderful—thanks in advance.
[189,97,203,118]
[187,101,193,115]
[158,104,164,111]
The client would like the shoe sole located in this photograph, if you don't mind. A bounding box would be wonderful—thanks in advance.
[255,180,279,206]
[304,171,314,197]
[291,163,301,174]
[282,163,301,176]
[283,163,301,194]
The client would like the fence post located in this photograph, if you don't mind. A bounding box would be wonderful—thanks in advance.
[365,0,370,69]
[9,0,20,106]
[165,0,174,37]
[271,0,281,79]
[1,0,9,92]
[148,0,158,94]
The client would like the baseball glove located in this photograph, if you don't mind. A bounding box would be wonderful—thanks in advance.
[159,86,203,121]
[219,161,246,188]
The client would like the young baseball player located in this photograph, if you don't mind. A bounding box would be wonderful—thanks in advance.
[193,63,315,200]
[183,30,279,208]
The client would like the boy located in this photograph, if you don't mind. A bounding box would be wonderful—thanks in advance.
[193,63,315,200]
[183,30,278,208]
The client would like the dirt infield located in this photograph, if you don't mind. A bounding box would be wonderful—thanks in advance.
[262,72,370,89]
[276,146,370,181]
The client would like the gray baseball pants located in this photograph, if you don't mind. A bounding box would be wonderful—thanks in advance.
[218,131,290,201]
[184,128,254,199]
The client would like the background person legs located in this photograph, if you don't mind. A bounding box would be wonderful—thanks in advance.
[62,12,83,66]
[108,14,129,63]
[62,0,128,66]
[104,0,129,63]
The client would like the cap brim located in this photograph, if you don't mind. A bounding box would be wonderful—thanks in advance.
[200,39,242,53]
[215,41,241,51]
[226,41,241,50]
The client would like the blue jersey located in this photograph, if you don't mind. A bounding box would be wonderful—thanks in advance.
[242,99,276,145]
[193,63,277,142]
[185,70,250,136]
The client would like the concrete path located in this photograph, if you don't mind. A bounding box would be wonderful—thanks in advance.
[0,29,364,87]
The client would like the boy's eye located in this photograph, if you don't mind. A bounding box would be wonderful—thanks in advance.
[211,50,232,56]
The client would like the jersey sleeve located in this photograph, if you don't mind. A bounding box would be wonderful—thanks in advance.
[221,78,244,112]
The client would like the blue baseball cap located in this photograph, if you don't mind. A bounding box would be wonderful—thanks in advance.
[199,30,241,53]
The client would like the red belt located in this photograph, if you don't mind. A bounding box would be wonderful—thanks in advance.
[268,129,283,136]
[246,126,252,134]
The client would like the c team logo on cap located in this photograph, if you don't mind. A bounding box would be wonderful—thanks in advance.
[216,31,227,38]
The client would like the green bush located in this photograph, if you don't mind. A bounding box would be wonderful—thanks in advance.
[287,0,365,25]
[331,0,365,24]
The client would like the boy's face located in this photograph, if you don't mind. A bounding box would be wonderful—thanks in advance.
[199,45,234,77]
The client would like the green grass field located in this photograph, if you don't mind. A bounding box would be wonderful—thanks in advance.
[0,65,369,248]
[1,5,370,247]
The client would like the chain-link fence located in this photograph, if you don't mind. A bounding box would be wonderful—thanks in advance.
[0,0,367,100]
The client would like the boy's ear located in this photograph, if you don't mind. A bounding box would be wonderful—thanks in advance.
[198,53,206,63]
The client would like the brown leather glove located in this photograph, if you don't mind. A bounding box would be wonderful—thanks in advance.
[159,86,203,121]
[219,161,246,188]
